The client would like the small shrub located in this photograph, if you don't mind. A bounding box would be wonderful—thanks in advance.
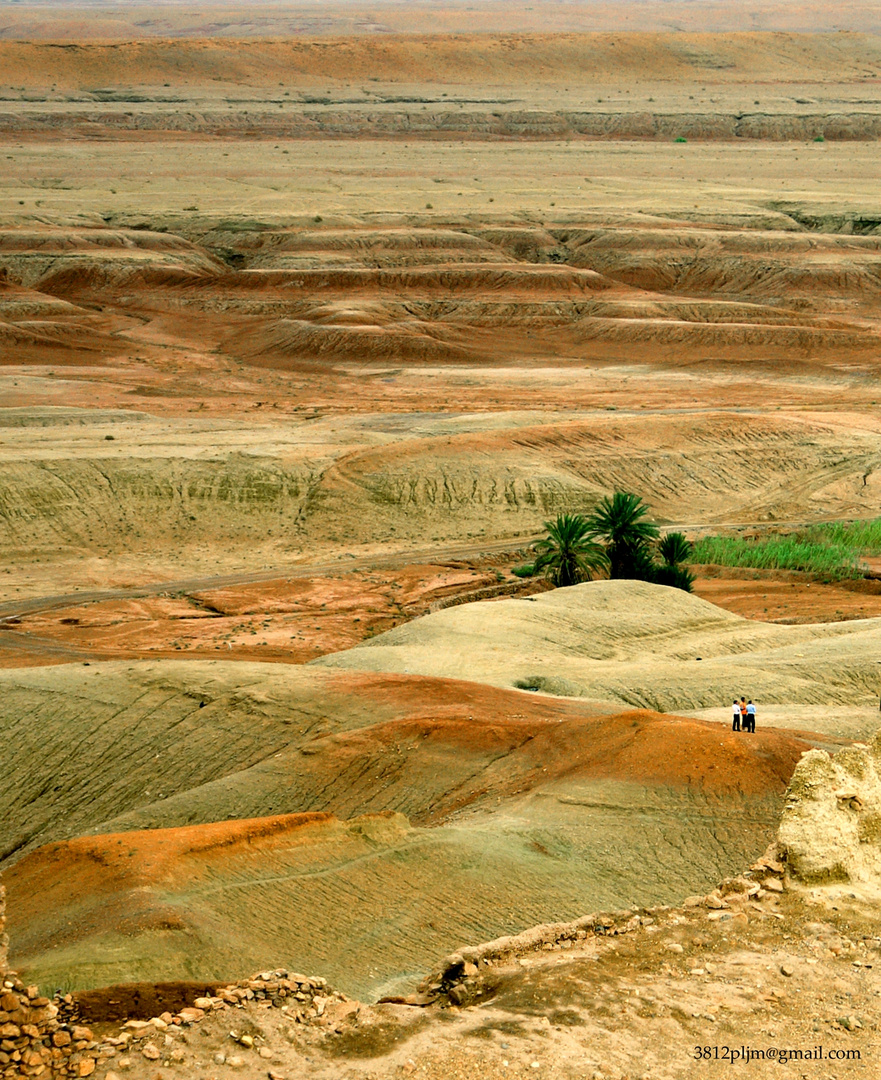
[652,563,695,592]
[511,563,535,578]
[659,532,692,566]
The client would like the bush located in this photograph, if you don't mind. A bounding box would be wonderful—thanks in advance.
[511,563,536,578]
[651,563,695,592]
[533,513,609,587]
[659,532,691,566]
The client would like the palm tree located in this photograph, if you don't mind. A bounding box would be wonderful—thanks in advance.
[533,513,609,587]
[585,491,660,579]
[655,530,695,592]
[658,531,692,567]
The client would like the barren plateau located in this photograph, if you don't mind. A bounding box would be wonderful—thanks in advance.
[2,8,881,1080]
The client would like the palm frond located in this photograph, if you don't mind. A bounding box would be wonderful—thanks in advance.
[532,513,608,587]
[659,531,692,566]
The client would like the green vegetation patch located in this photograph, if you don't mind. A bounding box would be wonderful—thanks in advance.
[689,519,881,580]
[804,517,881,553]
[511,562,535,578]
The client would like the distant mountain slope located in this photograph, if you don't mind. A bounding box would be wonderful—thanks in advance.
[1,31,880,88]
[0,3,879,40]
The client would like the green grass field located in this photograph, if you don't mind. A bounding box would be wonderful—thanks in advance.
[690,518,881,579]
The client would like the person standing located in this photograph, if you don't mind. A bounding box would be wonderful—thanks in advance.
[732,699,741,731]
[740,697,748,729]
[746,700,756,732]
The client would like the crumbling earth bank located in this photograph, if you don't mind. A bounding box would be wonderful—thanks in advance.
[779,728,881,885]
[0,885,7,976]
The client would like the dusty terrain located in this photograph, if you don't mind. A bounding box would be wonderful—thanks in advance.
[0,603,847,998]
[60,884,880,1080]
[314,580,881,725]
[1,2,880,39]
[2,6,881,1078]
[6,560,881,670]
[4,812,881,1080]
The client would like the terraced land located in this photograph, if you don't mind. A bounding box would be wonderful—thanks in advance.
[2,13,881,1058]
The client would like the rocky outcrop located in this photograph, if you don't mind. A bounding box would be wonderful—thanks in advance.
[0,966,339,1077]
[778,731,881,885]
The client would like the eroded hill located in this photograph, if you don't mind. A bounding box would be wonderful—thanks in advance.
[1,582,866,998]
[2,18,881,1078]
[2,712,880,1080]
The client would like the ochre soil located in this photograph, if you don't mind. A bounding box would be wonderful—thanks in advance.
[2,561,878,669]
[3,18,881,1067]
[0,560,542,666]
[7,657,838,873]
[692,566,881,624]
[6,709,834,996]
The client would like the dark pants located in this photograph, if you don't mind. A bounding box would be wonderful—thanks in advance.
[732,717,740,730]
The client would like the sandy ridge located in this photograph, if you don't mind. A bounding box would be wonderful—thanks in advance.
[1,33,880,88]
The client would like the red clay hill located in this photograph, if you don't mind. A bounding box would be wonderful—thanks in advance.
[4,693,835,999]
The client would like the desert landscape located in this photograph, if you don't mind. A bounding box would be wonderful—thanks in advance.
[2,2,881,1078]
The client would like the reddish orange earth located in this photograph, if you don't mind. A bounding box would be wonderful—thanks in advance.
[5,706,835,995]
[2,563,879,669]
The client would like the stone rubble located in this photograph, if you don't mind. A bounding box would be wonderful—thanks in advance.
[0,968,346,1078]
[421,843,791,1009]
[0,775,852,1080]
